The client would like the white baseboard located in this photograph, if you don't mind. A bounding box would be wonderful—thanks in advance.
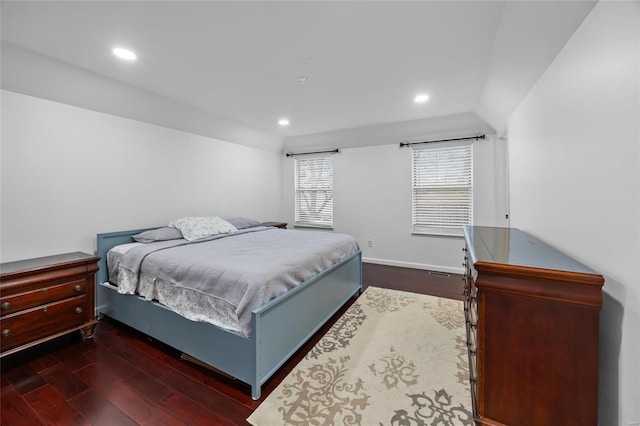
[362,257,464,275]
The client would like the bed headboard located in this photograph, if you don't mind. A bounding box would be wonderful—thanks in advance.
[96,227,158,284]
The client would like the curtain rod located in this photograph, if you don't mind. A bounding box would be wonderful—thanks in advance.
[399,134,485,148]
[285,148,340,157]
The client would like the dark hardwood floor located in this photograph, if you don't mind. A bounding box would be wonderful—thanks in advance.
[1,263,463,426]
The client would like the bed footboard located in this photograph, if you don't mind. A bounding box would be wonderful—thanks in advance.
[251,250,362,398]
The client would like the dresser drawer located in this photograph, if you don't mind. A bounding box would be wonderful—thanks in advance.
[0,295,88,352]
[0,279,86,316]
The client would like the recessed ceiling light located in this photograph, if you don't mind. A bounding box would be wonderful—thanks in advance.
[112,47,137,61]
[278,118,290,126]
[414,94,430,103]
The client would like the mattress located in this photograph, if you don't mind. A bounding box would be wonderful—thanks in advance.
[107,227,359,336]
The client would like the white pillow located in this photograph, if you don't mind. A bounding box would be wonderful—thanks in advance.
[168,217,237,241]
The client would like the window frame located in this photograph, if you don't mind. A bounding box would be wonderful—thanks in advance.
[411,141,473,237]
[294,155,334,229]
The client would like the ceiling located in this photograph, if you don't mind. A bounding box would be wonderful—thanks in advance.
[1,1,597,151]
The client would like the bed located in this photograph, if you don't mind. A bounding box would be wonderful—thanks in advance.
[95,223,362,399]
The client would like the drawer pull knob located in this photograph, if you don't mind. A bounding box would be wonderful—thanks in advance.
[42,289,48,294]
[74,285,82,293]
[1,302,10,310]
[1,329,9,338]
[75,307,83,314]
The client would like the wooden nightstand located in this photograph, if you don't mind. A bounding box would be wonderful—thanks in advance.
[259,221,288,229]
[0,252,100,357]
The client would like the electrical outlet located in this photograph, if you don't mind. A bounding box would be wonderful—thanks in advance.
[367,239,373,247]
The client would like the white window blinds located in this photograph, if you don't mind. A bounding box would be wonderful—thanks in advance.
[295,156,333,227]
[412,143,472,236]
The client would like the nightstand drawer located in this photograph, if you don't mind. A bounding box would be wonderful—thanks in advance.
[0,295,88,351]
[0,279,86,316]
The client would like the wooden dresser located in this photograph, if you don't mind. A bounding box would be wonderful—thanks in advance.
[462,226,604,426]
[0,252,100,357]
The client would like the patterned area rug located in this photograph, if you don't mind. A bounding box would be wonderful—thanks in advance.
[247,286,473,426]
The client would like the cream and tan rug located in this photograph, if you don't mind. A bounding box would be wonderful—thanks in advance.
[247,286,473,426]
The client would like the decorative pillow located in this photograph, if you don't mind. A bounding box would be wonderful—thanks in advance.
[226,217,260,230]
[132,227,184,243]
[168,216,237,241]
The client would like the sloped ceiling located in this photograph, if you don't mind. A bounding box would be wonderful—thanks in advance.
[1,1,596,152]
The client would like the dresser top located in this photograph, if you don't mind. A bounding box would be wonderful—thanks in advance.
[464,226,599,275]
[0,252,99,276]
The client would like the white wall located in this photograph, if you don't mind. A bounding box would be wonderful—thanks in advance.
[507,2,639,424]
[0,90,284,262]
[283,135,507,274]
[283,112,494,153]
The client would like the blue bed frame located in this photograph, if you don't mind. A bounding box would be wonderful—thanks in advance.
[95,228,362,399]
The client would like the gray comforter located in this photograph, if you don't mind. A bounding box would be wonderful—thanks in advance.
[118,227,359,336]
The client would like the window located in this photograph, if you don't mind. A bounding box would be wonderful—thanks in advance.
[295,156,333,228]
[412,142,472,236]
